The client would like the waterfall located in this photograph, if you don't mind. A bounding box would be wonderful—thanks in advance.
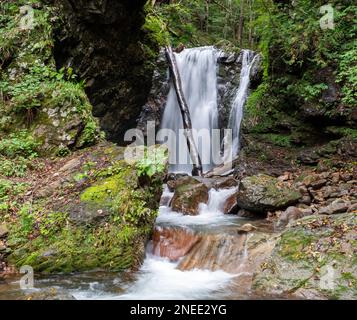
[160,46,220,174]
[227,49,257,157]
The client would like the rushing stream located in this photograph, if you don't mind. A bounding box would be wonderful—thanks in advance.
[0,186,277,300]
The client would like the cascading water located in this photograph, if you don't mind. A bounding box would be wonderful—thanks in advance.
[226,49,258,157]
[160,47,220,174]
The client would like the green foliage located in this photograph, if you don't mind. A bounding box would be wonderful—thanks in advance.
[0,2,100,153]
[262,133,292,148]
[143,12,170,46]
[0,131,39,158]
[337,46,357,106]
[135,146,168,178]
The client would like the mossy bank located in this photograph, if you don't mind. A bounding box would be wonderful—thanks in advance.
[0,143,167,273]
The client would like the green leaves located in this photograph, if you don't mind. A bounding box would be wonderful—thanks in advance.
[135,146,168,178]
[0,131,39,159]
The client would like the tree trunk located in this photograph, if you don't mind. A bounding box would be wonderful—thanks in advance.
[164,46,203,177]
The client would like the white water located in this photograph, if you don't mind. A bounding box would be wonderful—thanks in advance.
[226,50,258,157]
[70,187,242,300]
[160,47,220,174]
[157,187,238,227]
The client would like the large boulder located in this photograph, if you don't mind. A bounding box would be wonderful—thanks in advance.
[170,177,209,215]
[5,143,167,273]
[253,213,357,300]
[236,174,301,213]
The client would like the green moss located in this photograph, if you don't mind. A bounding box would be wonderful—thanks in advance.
[5,152,166,273]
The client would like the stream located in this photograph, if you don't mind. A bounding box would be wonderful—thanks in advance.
[0,186,281,300]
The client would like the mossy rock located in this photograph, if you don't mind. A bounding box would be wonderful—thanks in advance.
[236,174,301,213]
[171,176,209,216]
[5,145,167,273]
[253,213,357,300]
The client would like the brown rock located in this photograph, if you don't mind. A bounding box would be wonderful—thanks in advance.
[310,179,327,189]
[277,206,306,227]
[223,193,239,214]
[331,172,340,184]
[152,227,201,261]
[237,223,257,234]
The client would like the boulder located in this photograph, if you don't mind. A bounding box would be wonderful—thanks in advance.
[253,213,357,300]
[277,206,312,227]
[223,193,239,214]
[237,209,258,218]
[318,199,351,215]
[170,177,209,215]
[236,174,301,213]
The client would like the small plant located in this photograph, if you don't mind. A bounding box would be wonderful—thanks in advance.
[0,131,39,158]
[135,146,167,178]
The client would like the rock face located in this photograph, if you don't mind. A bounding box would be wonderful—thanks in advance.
[253,213,357,300]
[170,177,209,215]
[236,174,301,213]
[0,2,100,154]
[152,227,201,261]
[51,0,158,142]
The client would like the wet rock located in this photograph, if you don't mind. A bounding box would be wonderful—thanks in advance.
[178,232,276,278]
[318,199,351,215]
[237,224,257,234]
[152,227,201,261]
[236,174,301,213]
[0,224,8,238]
[223,193,239,214]
[171,177,209,215]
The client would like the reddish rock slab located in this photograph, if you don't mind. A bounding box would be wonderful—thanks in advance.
[152,227,201,261]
